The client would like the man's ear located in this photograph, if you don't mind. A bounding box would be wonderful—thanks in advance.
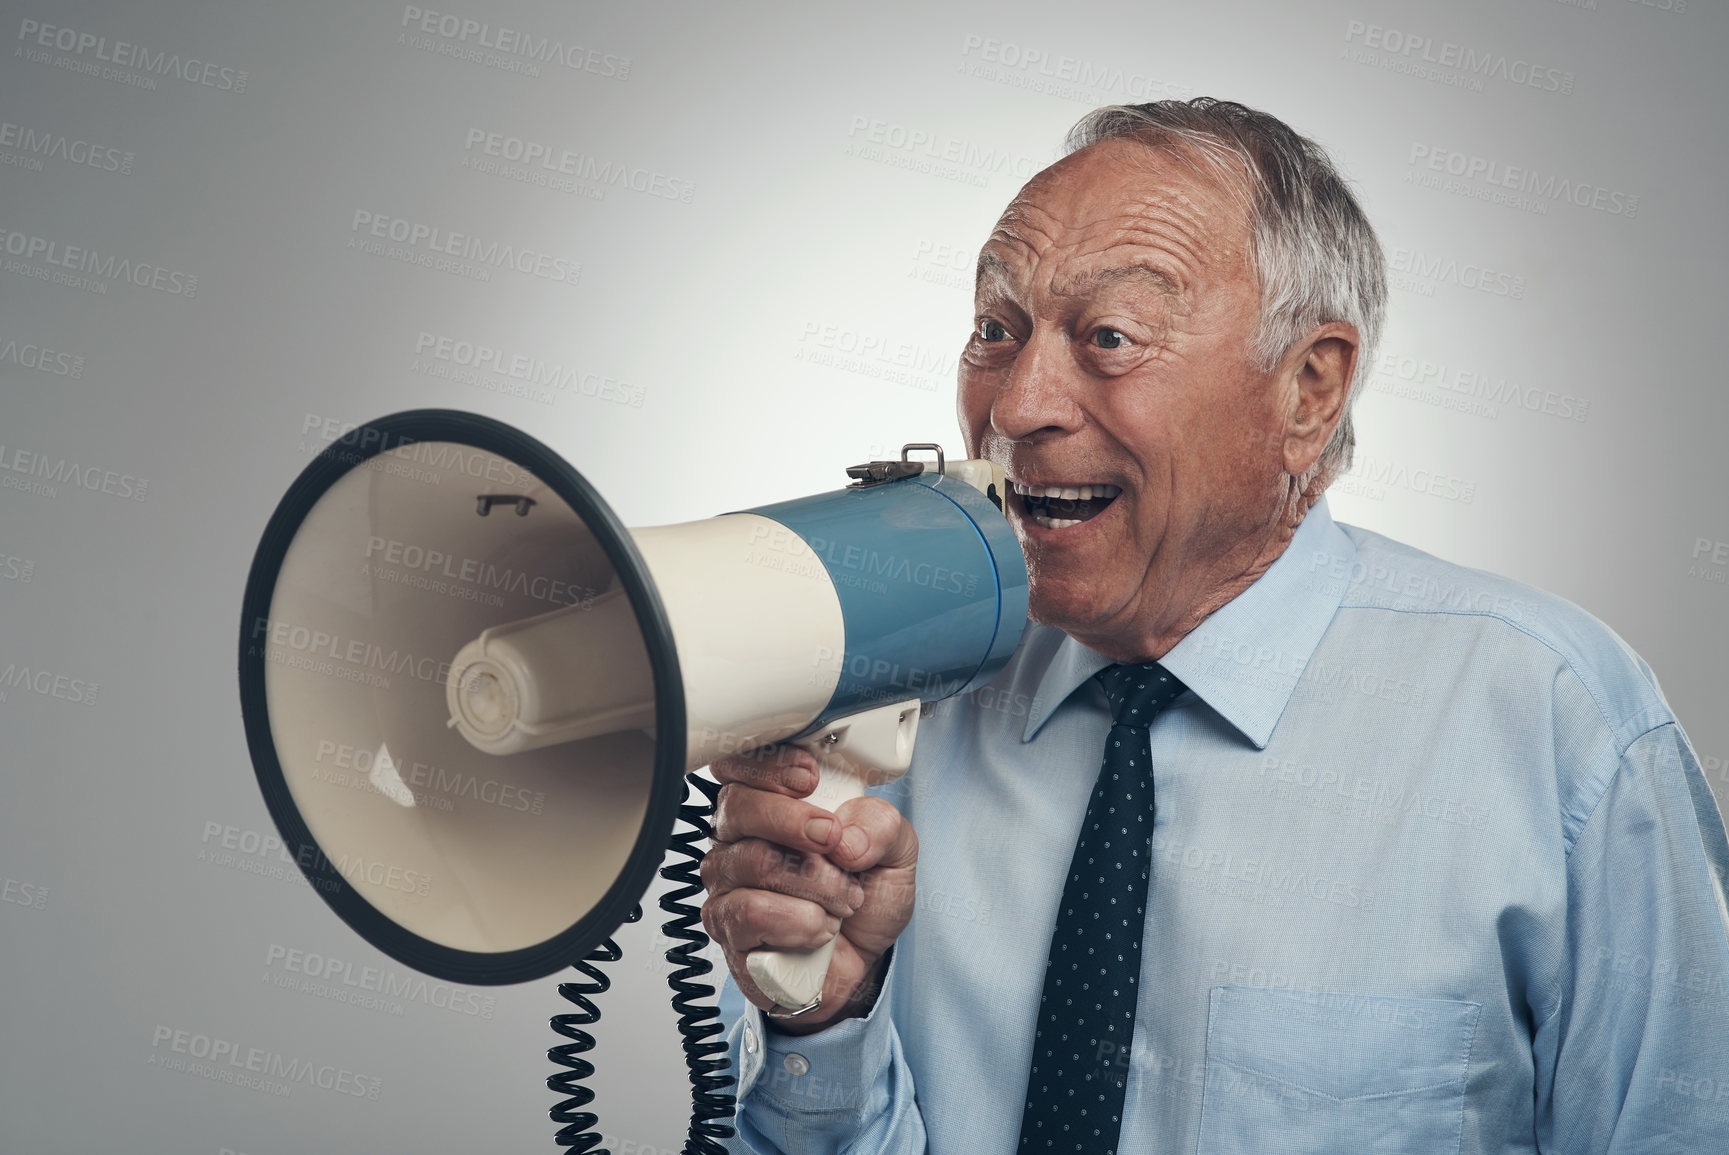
[1280,321,1360,478]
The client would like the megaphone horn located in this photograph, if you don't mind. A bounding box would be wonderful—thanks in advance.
[238,410,1028,1013]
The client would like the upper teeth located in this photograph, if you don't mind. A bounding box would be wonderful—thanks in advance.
[1012,482,1122,501]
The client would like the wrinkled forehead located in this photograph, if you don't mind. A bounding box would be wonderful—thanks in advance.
[979,139,1255,290]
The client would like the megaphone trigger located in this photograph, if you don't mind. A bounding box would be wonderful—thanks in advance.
[745,698,920,1014]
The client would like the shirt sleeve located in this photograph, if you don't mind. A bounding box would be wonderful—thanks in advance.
[717,946,927,1155]
[1535,722,1729,1153]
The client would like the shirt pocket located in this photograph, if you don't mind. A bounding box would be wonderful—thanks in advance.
[1195,986,1480,1155]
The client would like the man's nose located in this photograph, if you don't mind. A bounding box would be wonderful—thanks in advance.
[991,331,1083,442]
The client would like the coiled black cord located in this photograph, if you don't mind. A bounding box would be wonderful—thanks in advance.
[658,771,738,1154]
[548,905,642,1153]
[546,771,738,1154]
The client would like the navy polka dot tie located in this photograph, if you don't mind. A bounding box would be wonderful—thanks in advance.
[1017,662,1186,1154]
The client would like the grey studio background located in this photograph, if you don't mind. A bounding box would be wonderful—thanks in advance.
[1,0,1723,1152]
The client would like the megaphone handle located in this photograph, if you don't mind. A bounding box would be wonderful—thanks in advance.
[742,699,918,1015]
[744,761,867,1015]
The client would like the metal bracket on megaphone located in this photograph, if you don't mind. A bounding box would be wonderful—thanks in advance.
[745,697,920,1016]
[847,444,1006,514]
[845,443,942,487]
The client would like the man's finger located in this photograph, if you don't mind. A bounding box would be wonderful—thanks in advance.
[700,838,865,918]
[708,745,820,798]
[701,888,841,953]
[827,796,920,874]
[713,781,845,854]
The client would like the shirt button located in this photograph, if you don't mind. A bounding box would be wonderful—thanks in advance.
[744,1026,758,1055]
[783,1052,810,1077]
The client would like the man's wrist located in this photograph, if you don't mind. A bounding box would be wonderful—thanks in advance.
[765,946,893,1038]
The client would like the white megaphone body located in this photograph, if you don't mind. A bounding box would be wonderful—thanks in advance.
[238,410,1028,1017]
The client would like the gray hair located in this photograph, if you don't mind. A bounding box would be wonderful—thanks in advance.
[1065,99,1386,488]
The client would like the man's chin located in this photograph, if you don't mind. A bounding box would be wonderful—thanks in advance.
[1026,580,1123,640]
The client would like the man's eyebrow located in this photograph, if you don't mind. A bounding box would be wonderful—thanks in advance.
[975,250,1014,296]
[972,253,1180,301]
[1051,264,1179,299]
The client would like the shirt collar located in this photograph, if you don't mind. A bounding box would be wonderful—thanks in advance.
[1021,497,1356,749]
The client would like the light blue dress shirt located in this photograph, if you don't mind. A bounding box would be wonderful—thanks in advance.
[717,498,1729,1154]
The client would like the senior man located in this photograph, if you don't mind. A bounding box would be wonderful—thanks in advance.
[702,99,1729,1154]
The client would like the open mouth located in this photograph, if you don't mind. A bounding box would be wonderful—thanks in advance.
[1012,481,1122,530]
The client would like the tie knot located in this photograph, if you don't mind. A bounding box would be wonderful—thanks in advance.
[1097,662,1185,727]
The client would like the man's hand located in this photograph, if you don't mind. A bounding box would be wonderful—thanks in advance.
[700,744,919,1036]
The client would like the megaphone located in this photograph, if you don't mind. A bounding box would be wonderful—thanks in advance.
[237,410,1027,1024]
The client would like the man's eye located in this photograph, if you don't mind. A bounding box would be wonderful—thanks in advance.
[979,320,1010,342]
[1093,328,1128,350]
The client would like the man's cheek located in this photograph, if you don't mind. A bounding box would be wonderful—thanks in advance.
[955,371,1000,455]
